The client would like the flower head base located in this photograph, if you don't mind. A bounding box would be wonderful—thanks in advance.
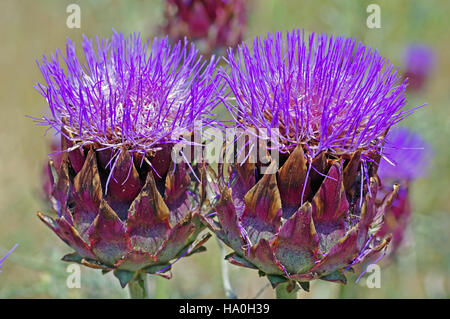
[202,30,419,291]
[163,0,247,56]
[35,32,218,287]
[221,30,413,160]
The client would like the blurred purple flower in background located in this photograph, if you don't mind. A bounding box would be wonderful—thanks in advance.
[403,44,435,92]
[377,127,433,250]
[41,137,62,202]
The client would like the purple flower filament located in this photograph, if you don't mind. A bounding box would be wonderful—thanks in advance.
[0,244,18,273]
[221,29,415,162]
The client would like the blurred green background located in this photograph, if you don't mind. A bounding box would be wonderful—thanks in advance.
[0,0,449,298]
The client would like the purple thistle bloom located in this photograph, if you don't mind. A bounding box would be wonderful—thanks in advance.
[220,29,416,160]
[403,44,435,91]
[35,31,222,156]
[378,127,432,182]
[34,32,220,288]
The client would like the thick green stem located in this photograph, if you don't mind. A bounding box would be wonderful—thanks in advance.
[128,272,148,299]
[275,282,297,299]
